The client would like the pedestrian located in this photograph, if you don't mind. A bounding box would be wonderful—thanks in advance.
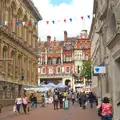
[81,91,87,109]
[22,94,28,114]
[15,95,22,115]
[59,93,64,109]
[42,95,45,107]
[0,104,2,113]
[88,92,95,108]
[29,93,34,109]
[97,97,113,120]
[53,93,59,110]
[78,92,82,107]
[33,95,37,108]
[71,93,75,105]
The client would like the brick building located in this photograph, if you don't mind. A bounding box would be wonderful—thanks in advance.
[38,30,91,90]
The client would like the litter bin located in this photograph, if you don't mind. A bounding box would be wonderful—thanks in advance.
[63,100,69,110]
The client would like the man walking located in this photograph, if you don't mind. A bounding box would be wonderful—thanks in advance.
[53,92,59,110]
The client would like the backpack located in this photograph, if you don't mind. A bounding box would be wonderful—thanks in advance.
[54,94,58,100]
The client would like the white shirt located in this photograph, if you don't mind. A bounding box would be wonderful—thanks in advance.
[15,97,22,104]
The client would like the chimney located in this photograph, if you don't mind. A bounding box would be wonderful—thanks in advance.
[47,35,51,42]
[64,31,67,41]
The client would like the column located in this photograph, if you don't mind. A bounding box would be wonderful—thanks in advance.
[12,16,16,33]
[0,42,2,73]
[45,48,47,64]
[61,48,63,64]
[4,9,9,26]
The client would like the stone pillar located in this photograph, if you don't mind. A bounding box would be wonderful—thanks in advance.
[45,48,47,64]
[0,42,2,73]
[61,48,63,64]
[4,9,9,26]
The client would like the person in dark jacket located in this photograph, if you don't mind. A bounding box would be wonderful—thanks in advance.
[81,92,87,109]
[59,93,64,109]
[88,92,95,108]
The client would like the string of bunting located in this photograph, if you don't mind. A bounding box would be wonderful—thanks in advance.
[0,14,95,25]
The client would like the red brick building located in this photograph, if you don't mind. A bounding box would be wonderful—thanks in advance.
[38,30,91,90]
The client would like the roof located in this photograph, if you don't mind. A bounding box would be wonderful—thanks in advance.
[25,0,43,21]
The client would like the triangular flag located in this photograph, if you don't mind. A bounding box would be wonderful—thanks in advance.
[34,21,38,25]
[64,19,66,23]
[87,15,90,19]
[69,18,72,22]
[10,21,13,25]
[22,21,25,26]
[0,21,2,25]
[93,14,95,18]
[16,21,20,25]
[28,21,32,25]
[5,21,8,25]
[81,16,84,20]
[52,20,55,24]
[46,21,49,24]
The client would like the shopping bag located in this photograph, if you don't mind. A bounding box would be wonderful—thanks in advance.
[13,105,16,112]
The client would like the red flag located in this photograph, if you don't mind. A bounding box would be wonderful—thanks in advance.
[46,21,49,24]
[64,19,66,23]
[28,21,32,25]
[81,16,84,20]
[10,21,13,25]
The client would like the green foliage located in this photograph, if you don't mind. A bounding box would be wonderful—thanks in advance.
[81,60,91,79]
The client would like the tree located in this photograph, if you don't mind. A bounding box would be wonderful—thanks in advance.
[81,60,91,80]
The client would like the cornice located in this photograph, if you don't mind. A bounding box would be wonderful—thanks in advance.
[0,26,37,57]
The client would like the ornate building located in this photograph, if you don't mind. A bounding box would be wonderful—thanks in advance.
[90,0,120,119]
[0,0,42,106]
[38,30,91,90]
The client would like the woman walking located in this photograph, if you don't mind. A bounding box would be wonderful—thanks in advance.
[22,94,28,114]
[97,97,113,120]
[15,95,22,115]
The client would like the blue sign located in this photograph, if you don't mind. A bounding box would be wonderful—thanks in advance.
[95,68,100,72]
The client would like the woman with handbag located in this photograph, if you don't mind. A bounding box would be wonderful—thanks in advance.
[97,97,113,120]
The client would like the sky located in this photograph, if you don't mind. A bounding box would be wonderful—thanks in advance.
[32,0,94,40]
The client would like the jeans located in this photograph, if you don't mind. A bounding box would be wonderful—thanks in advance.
[22,104,27,114]
[102,114,112,120]
[16,104,21,113]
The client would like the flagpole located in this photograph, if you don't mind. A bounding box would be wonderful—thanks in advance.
[82,17,85,30]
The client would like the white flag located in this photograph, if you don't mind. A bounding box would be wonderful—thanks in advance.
[5,21,8,26]
[22,21,25,26]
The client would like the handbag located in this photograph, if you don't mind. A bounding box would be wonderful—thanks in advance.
[98,104,102,117]
[13,105,16,112]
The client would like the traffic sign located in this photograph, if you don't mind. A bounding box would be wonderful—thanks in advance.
[94,66,106,74]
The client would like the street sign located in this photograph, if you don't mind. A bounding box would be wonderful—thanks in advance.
[94,66,106,74]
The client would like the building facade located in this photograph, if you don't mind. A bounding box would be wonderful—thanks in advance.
[0,0,42,106]
[38,30,91,91]
[90,0,120,119]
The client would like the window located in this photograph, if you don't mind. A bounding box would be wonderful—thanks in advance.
[80,54,82,60]
[85,55,88,60]
[2,47,6,72]
[85,43,88,49]
[57,57,61,64]
[77,66,80,73]
[42,68,46,73]
[57,67,61,73]
[65,56,72,62]
[80,45,82,49]
[66,67,70,73]
[42,58,45,65]
[52,58,56,64]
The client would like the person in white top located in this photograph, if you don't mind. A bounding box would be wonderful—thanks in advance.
[15,95,22,114]
[22,94,28,114]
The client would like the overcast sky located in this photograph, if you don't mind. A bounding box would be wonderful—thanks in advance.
[32,0,94,40]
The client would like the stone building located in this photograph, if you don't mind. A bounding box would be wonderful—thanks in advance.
[90,0,120,119]
[0,0,42,106]
[38,30,91,91]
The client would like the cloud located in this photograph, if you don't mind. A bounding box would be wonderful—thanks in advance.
[32,0,93,40]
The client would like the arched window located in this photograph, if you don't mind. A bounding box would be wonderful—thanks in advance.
[9,51,14,74]
[85,54,88,60]
[2,47,6,72]
[23,15,28,42]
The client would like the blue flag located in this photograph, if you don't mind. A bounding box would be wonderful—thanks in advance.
[0,21,2,25]
[16,21,20,25]
[52,20,55,24]
[34,21,38,25]
[69,18,72,22]
[87,15,90,19]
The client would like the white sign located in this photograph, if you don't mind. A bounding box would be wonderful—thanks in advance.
[94,66,106,74]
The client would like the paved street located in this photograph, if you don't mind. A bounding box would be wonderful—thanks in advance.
[0,103,99,120]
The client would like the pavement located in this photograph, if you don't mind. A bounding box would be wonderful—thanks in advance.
[0,103,100,120]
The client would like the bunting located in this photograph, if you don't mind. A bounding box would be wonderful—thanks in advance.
[0,14,95,25]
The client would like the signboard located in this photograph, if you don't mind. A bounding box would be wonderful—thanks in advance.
[94,66,106,74]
